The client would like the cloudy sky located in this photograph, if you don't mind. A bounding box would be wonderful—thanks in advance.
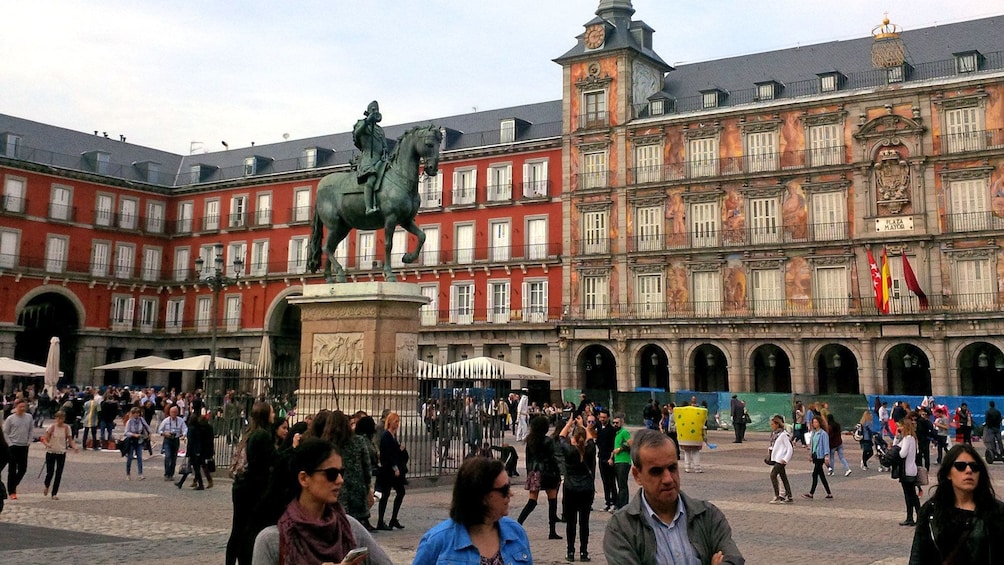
[3,0,999,154]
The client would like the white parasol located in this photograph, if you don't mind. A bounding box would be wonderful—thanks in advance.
[44,336,60,392]
[253,335,272,397]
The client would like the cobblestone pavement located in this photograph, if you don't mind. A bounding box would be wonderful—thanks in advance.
[2,429,1001,564]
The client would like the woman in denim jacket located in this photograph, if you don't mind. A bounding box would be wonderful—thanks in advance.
[802,415,832,499]
[414,456,532,565]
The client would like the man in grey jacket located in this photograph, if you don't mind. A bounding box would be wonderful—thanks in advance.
[603,428,744,565]
[2,400,33,500]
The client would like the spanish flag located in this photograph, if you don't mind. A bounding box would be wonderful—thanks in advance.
[880,248,892,314]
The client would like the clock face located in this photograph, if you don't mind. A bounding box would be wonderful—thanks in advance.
[584,25,605,49]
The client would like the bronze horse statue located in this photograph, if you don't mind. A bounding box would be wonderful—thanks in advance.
[307,124,442,282]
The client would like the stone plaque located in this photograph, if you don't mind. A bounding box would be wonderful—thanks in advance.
[875,216,914,232]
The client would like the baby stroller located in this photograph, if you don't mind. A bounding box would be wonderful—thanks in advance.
[873,434,891,472]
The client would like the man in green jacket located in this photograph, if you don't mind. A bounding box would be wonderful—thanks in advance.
[611,413,632,509]
[603,428,744,565]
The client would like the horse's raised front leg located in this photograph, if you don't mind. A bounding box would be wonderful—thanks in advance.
[382,221,397,282]
[400,218,426,264]
[325,221,350,283]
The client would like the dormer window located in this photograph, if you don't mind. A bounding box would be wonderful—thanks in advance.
[755,81,781,101]
[500,119,515,144]
[300,147,332,169]
[2,133,22,158]
[886,63,911,84]
[83,151,111,174]
[133,161,161,183]
[955,51,982,74]
[243,155,273,176]
[649,99,664,116]
[302,148,317,168]
[701,89,725,109]
[817,71,845,93]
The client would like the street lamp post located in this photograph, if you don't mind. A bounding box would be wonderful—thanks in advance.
[195,243,244,381]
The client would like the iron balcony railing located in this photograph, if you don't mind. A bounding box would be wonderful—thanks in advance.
[626,146,847,186]
[422,305,564,326]
[577,111,610,130]
[945,210,1004,233]
[935,128,1004,154]
[521,180,550,199]
[621,220,849,252]
[486,183,513,203]
[0,195,27,215]
[47,204,77,222]
[573,170,613,191]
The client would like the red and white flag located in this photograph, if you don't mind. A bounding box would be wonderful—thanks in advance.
[866,247,882,311]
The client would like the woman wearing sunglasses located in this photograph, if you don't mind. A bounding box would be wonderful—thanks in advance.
[909,444,1004,564]
[252,437,392,565]
[415,456,532,565]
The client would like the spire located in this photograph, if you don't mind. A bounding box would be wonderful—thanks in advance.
[596,0,634,25]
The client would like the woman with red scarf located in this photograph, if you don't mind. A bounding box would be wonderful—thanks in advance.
[252,437,392,565]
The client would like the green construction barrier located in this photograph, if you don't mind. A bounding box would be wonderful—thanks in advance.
[729,393,794,432]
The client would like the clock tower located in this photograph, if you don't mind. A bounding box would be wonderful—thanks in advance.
[554,0,673,391]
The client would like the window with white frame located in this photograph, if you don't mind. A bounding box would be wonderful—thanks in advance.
[173,247,190,281]
[357,231,375,268]
[450,282,474,324]
[751,268,782,315]
[176,201,193,233]
[810,190,847,240]
[956,52,979,73]
[582,275,609,319]
[814,265,847,315]
[808,123,843,166]
[693,270,721,316]
[744,130,778,172]
[949,178,990,232]
[422,226,439,266]
[230,195,248,228]
[649,99,665,116]
[196,296,212,332]
[749,197,779,244]
[636,273,664,318]
[523,160,548,197]
[452,168,476,205]
[583,91,606,126]
[688,137,718,178]
[287,236,309,273]
[50,185,72,221]
[527,217,548,260]
[293,187,311,222]
[302,148,317,168]
[955,257,994,310]
[139,297,157,333]
[756,83,777,101]
[141,247,161,282]
[45,235,68,273]
[887,65,905,83]
[251,240,269,276]
[204,199,220,231]
[634,144,662,183]
[146,201,165,233]
[228,242,246,277]
[490,220,510,262]
[95,193,114,226]
[487,164,512,201]
[225,295,241,331]
[420,171,443,208]
[690,201,719,248]
[119,197,138,230]
[819,74,838,93]
[420,285,438,326]
[0,230,18,268]
[455,224,474,264]
[488,281,510,324]
[3,176,26,213]
[391,229,407,268]
[244,157,257,176]
[93,152,110,174]
[188,164,202,184]
[945,106,983,153]
[114,243,134,279]
[523,280,548,322]
[198,244,220,278]
[2,133,22,158]
[582,210,608,254]
[111,296,135,330]
[636,206,662,251]
[702,91,719,109]
[887,255,920,315]
[500,119,515,143]
[92,241,111,277]
[255,193,272,226]
[581,151,607,189]
[166,298,185,333]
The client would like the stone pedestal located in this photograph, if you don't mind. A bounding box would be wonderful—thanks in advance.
[287,282,428,419]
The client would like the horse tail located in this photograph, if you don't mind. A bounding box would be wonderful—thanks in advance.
[306,202,324,273]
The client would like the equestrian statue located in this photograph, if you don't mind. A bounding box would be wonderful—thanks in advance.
[307,101,442,283]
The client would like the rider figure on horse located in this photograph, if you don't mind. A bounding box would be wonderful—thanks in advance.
[353,100,387,215]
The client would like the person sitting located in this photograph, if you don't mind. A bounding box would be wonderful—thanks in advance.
[252,437,392,565]
[413,456,532,564]
[909,444,1004,563]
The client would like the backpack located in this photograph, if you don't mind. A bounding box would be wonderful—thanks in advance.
[229,438,248,479]
[852,424,864,442]
[879,444,901,468]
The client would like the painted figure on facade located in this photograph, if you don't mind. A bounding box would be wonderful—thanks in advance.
[722,187,744,244]
[991,162,1004,218]
[785,256,811,311]
[354,101,388,215]
[724,257,747,312]
[782,181,808,241]
[667,263,689,312]
[307,109,442,283]
[666,189,687,246]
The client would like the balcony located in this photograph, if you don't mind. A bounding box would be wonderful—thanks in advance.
[425,305,562,326]
[945,210,1004,233]
[936,128,1004,154]
[48,204,77,222]
[626,146,848,185]
[201,215,221,232]
[434,242,562,266]
[578,237,611,255]
[573,170,612,191]
[486,183,512,203]
[521,180,550,199]
[289,206,312,225]
[253,209,272,228]
[1,195,27,215]
[228,212,248,230]
[577,111,609,130]
[622,219,848,252]
[419,188,442,209]
[451,186,476,206]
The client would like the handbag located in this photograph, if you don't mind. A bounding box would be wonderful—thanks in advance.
[743,411,752,424]
[205,458,217,473]
[524,470,542,491]
[916,466,929,486]
[179,458,191,475]
[764,457,775,466]
[116,438,129,457]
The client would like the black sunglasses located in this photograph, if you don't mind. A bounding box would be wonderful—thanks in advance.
[311,467,344,481]
[490,483,512,497]
[952,461,981,473]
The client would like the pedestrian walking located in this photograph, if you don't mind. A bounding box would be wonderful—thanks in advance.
[611,413,632,506]
[123,407,150,480]
[40,410,77,499]
[895,417,921,526]
[826,414,852,477]
[516,415,563,539]
[375,411,408,531]
[803,415,832,499]
[2,399,33,500]
[594,409,617,512]
[768,415,793,504]
[857,410,875,470]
